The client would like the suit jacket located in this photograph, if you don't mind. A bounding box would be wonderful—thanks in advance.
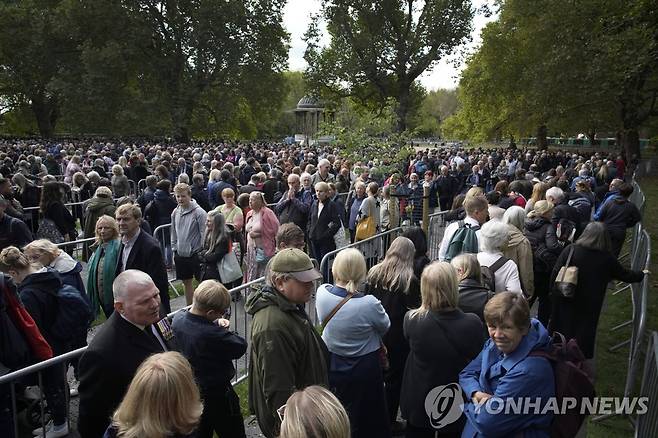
[308,199,340,242]
[118,230,171,313]
[77,312,173,438]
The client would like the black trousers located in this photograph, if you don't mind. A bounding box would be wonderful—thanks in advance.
[196,385,245,438]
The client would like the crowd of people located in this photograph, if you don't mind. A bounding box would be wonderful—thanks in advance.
[0,137,650,438]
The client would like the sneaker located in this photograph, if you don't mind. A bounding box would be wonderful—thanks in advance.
[32,420,69,437]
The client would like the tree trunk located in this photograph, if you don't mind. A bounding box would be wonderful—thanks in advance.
[170,92,193,144]
[536,124,548,150]
[622,128,641,161]
[395,86,410,133]
[31,94,58,138]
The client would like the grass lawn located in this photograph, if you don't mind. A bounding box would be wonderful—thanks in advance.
[588,160,658,437]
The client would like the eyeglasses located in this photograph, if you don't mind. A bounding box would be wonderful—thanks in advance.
[277,404,286,421]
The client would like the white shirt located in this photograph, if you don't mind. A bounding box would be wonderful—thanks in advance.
[438,216,482,261]
[477,251,523,294]
[318,201,324,218]
[120,229,141,271]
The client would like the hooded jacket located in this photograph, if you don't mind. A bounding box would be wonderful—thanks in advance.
[460,319,555,438]
[84,195,116,239]
[502,225,534,297]
[171,199,207,257]
[18,269,66,352]
[50,251,85,295]
[245,286,328,438]
[144,189,177,230]
[523,217,562,272]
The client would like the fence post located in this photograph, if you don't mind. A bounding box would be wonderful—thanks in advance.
[422,183,430,233]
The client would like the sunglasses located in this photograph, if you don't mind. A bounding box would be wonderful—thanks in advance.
[277,404,286,422]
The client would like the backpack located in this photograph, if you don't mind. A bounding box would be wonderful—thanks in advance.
[568,197,592,223]
[444,221,480,261]
[0,275,32,372]
[529,332,595,438]
[480,256,509,292]
[50,285,93,344]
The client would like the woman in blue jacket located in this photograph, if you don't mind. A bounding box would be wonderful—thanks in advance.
[459,292,555,438]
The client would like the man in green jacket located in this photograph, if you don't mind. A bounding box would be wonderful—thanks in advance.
[245,248,329,438]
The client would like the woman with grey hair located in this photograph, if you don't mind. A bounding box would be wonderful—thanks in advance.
[476,220,522,294]
[502,206,534,297]
[111,164,131,197]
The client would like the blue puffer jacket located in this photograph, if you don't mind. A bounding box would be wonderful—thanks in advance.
[459,319,555,438]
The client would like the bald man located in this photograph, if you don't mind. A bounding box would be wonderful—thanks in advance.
[77,270,177,438]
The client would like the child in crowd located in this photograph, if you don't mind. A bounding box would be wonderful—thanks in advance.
[172,280,248,438]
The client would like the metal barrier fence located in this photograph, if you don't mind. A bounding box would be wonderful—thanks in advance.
[54,238,97,262]
[153,224,180,297]
[635,331,658,437]
[318,227,403,284]
[427,210,450,261]
[0,276,268,437]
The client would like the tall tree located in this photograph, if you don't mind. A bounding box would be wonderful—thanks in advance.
[116,0,289,142]
[0,0,80,137]
[304,0,474,133]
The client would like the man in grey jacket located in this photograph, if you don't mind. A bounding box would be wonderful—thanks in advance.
[171,183,207,304]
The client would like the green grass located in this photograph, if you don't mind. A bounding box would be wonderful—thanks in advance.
[234,378,252,419]
[588,163,658,437]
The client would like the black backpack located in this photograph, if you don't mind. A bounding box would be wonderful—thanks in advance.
[50,284,93,344]
[481,256,509,292]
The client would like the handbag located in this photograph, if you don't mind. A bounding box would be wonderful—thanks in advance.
[554,245,578,298]
[255,247,269,264]
[217,243,243,284]
[37,218,65,243]
[355,215,376,241]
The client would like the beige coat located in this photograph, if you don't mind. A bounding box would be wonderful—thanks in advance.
[503,225,534,297]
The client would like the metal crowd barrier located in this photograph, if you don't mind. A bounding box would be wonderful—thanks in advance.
[318,227,403,284]
[0,276,268,437]
[427,210,450,261]
[613,222,646,296]
[128,179,136,197]
[54,238,97,262]
[635,332,658,437]
[137,179,146,195]
[152,223,180,297]
[596,230,651,423]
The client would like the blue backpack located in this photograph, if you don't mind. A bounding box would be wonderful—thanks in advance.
[50,285,93,344]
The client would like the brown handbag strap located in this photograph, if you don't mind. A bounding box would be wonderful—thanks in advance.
[321,291,354,329]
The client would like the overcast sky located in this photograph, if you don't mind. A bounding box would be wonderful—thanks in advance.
[283,0,497,90]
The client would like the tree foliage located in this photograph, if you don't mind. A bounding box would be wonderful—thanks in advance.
[304,0,474,133]
[0,0,290,141]
[445,0,658,157]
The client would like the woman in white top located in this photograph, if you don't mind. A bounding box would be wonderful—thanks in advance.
[476,220,523,294]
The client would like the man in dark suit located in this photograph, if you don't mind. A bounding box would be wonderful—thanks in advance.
[307,182,341,266]
[77,270,176,438]
[115,203,171,314]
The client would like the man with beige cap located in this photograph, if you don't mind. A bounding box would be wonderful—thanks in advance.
[245,248,329,438]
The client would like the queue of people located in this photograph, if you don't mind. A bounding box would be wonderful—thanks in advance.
[0,139,649,438]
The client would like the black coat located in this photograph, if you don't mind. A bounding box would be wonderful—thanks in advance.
[457,279,492,323]
[549,244,644,358]
[77,312,171,438]
[524,217,563,272]
[0,214,33,252]
[308,199,341,242]
[199,236,230,282]
[400,309,484,431]
[118,230,171,313]
[44,201,77,238]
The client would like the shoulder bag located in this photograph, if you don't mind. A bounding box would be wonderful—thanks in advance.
[553,245,578,298]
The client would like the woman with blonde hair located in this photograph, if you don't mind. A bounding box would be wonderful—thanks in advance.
[525,182,548,213]
[315,248,390,438]
[24,239,85,294]
[105,351,203,438]
[401,262,484,437]
[279,385,350,438]
[365,236,420,430]
[86,215,121,318]
[451,254,492,323]
[111,164,131,197]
